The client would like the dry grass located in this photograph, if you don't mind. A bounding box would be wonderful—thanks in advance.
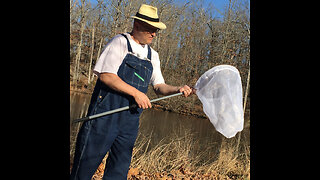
[91,130,250,180]
[131,131,201,173]
[202,136,250,179]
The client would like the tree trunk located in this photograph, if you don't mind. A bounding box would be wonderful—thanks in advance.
[88,26,95,84]
[72,0,87,85]
[90,37,104,82]
[73,19,85,84]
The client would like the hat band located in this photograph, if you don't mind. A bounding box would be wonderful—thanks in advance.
[135,12,159,22]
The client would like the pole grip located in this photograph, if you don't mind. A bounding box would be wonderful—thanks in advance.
[129,103,138,110]
[72,116,90,123]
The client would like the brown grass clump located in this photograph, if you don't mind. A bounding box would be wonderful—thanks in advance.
[91,131,250,180]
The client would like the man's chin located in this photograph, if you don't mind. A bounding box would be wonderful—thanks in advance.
[146,40,153,45]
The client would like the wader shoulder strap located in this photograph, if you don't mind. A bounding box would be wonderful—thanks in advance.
[121,34,133,52]
[121,33,152,61]
[147,45,151,60]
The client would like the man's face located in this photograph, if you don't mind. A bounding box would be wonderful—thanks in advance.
[135,20,159,45]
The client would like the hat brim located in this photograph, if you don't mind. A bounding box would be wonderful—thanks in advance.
[131,16,166,30]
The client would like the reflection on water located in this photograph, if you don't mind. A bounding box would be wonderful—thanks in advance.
[70,93,89,159]
[139,109,223,150]
[70,92,249,162]
[70,92,91,122]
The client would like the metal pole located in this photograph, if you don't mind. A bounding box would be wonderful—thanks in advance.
[72,92,183,123]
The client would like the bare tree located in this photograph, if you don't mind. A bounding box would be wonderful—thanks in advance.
[70,0,250,109]
[72,0,89,85]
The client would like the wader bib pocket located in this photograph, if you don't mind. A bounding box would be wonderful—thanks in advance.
[121,58,152,88]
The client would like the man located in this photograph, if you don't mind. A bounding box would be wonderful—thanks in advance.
[70,4,193,180]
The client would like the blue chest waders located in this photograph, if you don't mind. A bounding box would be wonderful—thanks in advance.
[70,34,153,180]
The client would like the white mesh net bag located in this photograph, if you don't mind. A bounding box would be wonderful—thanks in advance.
[194,65,244,138]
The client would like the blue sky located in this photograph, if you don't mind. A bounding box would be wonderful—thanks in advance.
[176,0,250,20]
[88,0,230,12]
[175,0,229,11]
[171,0,229,20]
[87,0,249,20]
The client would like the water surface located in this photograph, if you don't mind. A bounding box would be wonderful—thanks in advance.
[70,92,249,162]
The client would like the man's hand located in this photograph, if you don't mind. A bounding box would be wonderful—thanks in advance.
[100,73,151,109]
[178,85,194,97]
[133,90,152,109]
[153,83,196,97]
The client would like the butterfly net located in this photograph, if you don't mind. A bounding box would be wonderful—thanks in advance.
[194,65,244,138]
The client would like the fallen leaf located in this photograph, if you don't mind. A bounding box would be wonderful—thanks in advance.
[128,168,139,177]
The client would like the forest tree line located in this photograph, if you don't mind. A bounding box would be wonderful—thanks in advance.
[70,0,250,114]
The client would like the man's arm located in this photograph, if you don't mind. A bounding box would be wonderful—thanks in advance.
[153,83,194,97]
[99,72,152,109]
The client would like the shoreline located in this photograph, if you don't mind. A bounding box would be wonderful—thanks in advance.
[70,88,250,120]
[70,88,208,119]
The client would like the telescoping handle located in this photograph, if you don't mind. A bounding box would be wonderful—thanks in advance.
[72,92,183,124]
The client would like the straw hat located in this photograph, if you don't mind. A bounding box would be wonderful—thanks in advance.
[131,4,166,30]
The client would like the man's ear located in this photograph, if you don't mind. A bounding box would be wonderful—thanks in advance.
[133,20,139,30]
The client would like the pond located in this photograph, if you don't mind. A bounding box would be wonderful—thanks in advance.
[70,92,250,163]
